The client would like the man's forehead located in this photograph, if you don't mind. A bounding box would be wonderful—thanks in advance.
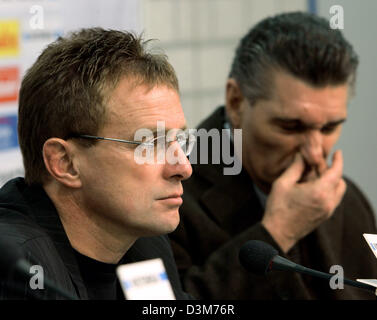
[263,72,349,118]
[105,81,185,134]
[108,79,179,108]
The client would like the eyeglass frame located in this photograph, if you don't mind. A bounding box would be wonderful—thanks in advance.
[67,132,196,156]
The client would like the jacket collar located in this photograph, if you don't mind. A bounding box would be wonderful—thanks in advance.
[20,179,89,299]
[191,106,264,230]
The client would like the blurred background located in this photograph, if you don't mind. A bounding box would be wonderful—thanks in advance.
[0,0,376,214]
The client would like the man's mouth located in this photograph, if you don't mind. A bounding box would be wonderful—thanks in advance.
[157,193,183,206]
[158,193,183,200]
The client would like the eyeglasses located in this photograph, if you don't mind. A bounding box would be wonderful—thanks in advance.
[68,132,196,156]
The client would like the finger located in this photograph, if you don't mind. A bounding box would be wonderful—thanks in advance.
[276,153,305,186]
[321,150,343,185]
[317,157,328,176]
[335,178,347,203]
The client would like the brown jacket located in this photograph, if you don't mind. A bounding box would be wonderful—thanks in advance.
[169,106,377,300]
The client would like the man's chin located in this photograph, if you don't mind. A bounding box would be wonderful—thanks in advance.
[157,212,180,234]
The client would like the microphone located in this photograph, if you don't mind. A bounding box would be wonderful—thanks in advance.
[239,240,376,294]
[0,236,78,300]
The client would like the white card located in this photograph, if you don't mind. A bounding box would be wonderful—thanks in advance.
[116,258,176,300]
[356,279,377,288]
[363,233,377,259]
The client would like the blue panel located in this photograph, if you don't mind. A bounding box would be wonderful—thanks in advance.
[308,0,317,14]
[0,114,18,151]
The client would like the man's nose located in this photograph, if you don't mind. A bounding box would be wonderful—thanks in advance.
[163,141,193,181]
[300,131,324,167]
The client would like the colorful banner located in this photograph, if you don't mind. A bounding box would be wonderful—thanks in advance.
[0,20,20,57]
[0,66,19,103]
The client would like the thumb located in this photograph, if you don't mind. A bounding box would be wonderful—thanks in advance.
[276,153,305,186]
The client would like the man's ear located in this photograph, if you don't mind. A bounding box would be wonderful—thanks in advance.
[43,138,82,188]
[225,78,245,129]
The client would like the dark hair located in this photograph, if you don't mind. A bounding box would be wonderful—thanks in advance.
[229,12,359,105]
[18,28,179,185]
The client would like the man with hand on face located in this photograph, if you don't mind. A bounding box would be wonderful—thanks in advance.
[169,12,377,299]
[0,28,193,299]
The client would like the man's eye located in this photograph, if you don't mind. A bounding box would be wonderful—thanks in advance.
[176,133,187,142]
[321,125,337,134]
[280,125,305,133]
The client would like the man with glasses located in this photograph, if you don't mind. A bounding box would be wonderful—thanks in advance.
[0,28,193,299]
[170,12,377,299]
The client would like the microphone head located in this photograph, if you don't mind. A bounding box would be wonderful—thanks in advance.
[239,240,278,275]
[0,235,24,274]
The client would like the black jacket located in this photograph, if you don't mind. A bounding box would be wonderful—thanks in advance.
[0,177,190,300]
